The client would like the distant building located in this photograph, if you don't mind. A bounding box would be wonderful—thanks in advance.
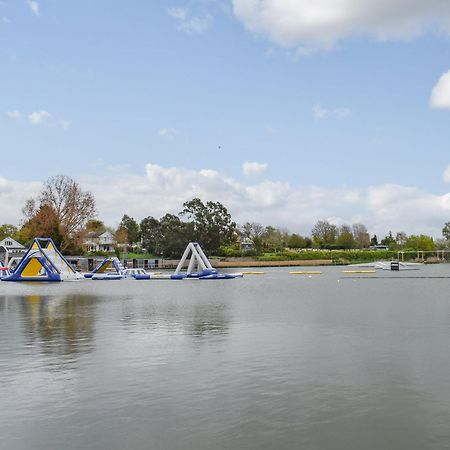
[369,245,389,251]
[239,237,255,252]
[82,231,117,253]
[0,237,26,265]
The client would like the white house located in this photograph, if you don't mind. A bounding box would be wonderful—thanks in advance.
[82,231,117,253]
[0,237,26,265]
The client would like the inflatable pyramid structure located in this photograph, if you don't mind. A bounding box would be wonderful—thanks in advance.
[170,242,242,279]
[2,238,82,282]
[85,257,125,280]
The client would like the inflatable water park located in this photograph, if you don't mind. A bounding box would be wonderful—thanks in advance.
[1,238,83,282]
[82,242,243,280]
[1,237,426,283]
[0,239,242,282]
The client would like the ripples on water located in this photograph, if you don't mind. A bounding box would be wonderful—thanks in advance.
[1,266,450,449]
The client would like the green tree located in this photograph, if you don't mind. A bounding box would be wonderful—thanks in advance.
[311,220,337,248]
[442,222,450,241]
[159,214,193,258]
[404,235,435,251]
[140,216,163,255]
[263,226,288,252]
[370,235,378,246]
[381,231,396,249]
[0,224,18,241]
[180,198,236,254]
[119,214,140,244]
[287,233,311,249]
[336,224,355,249]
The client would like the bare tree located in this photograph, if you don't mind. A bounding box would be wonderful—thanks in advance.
[23,175,96,251]
[39,175,96,235]
[241,222,265,253]
[352,223,370,249]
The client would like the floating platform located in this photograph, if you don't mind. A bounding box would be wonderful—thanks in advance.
[289,271,322,275]
[342,270,376,274]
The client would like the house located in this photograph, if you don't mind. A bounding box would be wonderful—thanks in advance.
[239,237,255,252]
[82,231,117,253]
[0,237,26,265]
[369,245,390,251]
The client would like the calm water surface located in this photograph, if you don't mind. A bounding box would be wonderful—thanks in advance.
[1,266,450,450]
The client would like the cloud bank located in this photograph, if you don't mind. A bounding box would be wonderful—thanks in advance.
[2,164,450,238]
[232,0,450,50]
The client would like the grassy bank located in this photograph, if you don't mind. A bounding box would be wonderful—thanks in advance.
[256,250,400,264]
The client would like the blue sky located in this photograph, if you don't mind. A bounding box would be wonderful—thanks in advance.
[2,1,450,237]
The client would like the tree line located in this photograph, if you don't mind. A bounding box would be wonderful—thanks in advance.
[0,174,449,257]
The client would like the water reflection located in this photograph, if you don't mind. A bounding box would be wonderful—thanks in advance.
[120,300,230,337]
[18,294,96,358]
[189,303,230,336]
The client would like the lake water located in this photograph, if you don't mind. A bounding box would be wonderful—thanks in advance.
[1,265,450,450]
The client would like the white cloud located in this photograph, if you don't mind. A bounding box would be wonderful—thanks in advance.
[232,0,450,51]
[168,7,187,21]
[0,176,42,224]
[430,70,450,109]
[6,110,21,120]
[3,164,450,238]
[168,7,213,34]
[27,0,39,16]
[28,110,51,125]
[158,127,178,139]
[443,165,450,183]
[313,104,329,120]
[242,161,268,177]
[8,110,70,129]
[313,103,351,120]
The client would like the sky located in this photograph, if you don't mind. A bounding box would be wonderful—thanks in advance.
[1,0,450,238]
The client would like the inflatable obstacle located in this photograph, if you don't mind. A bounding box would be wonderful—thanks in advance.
[85,257,126,280]
[171,242,242,280]
[138,242,243,280]
[1,238,83,282]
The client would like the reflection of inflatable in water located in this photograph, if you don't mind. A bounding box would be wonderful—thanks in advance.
[1,238,83,282]
[84,257,126,280]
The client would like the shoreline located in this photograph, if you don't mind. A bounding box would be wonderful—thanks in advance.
[214,259,333,268]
